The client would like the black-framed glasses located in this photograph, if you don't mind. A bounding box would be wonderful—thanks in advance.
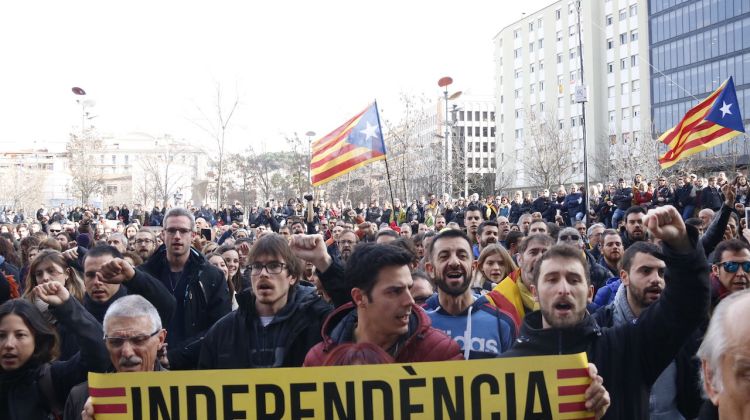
[250,262,287,275]
[49,229,61,234]
[104,330,159,348]
[718,261,750,273]
[413,295,430,305]
[559,235,581,241]
[135,239,154,244]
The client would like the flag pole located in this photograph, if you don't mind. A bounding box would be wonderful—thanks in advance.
[374,100,397,215]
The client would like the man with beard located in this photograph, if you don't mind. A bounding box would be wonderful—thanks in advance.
[592,229,626,307]
[474,220,499,257]
[133,230,158,262]
[621,206,647,249]
[337,230,358,264]
[422,229,517,358]
[434,215,447,231]
[502,205,710,419]
[593,241,704,419]
[304,242,461,365]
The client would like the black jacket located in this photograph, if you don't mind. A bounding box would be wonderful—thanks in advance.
[198,285,333,369]
[699,186,723,211]
[500,227,710,420]
[0,298,109,420]
[652,186,674,207]
[612,187,633,210]
[531,196,550,214]
[141,246,231,369]
[675,183,696,208]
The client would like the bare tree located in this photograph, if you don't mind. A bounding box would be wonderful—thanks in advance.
[66,131,105,205]
[594,129,662,184]
[192,83,240,209]
[0,166,46,213]
[519,111,577,190]
[137,146,190,208]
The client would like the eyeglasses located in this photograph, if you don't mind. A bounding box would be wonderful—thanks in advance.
[559,235,581,241]
[250,262,287,275]
[338,240,355,246]
[717,261,750,273]
[104,330,159,348]
[49,229,61,234]
[135,239,154,244]
[413,295,430,305]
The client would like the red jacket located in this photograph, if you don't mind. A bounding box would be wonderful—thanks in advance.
[304,302,462,366]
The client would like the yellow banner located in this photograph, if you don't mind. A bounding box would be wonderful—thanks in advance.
[88,353,592,419]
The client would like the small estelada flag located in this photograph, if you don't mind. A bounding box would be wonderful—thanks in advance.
[658,76,745,169]
[311,102,387,186]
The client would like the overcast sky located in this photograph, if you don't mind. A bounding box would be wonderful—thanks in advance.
[0,0,552,153]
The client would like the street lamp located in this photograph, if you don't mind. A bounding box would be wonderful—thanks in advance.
[575,0,591,226]
[438,77,462,197]
[306,130,316,190]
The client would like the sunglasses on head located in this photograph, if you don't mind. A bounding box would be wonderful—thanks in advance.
[718,261,750,273]
[559,235,580,241]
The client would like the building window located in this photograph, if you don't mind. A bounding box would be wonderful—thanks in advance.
[608,86,615,97]
[491,127,496,137]
[530,63,535,73]
[515,129,523,139]
[538,38,544,49]
[514,48,522,58]
[609,111,615,121]
[571,117,577,127]
[569,48,577,60]
[621,81,630,94]
[622,108,631,120]
[631,54,637,67]
[620,33,627,44]
[538,59,544,70]
[475,126,480,136]
[483,142,488,152]
[459,111,465,121]
[491,157,496,168]
[483,158,489,168]
[530,83,535,94]
[467,142,473,152]
[606,15,612,26]
[475,158,480,168]
[556,31,562,41]
[111,155,116,164]
[633,105,640,118]
[529,42,534,52]
[632,80,640,91]
[607,38,613,49]
[491,142,496,152]
[630,29,638,42]
[555,9,561,20]
[629,4,637,16]
[620,58,627,70]
[619,9,627,21]
[559,119,564,129]
[557,53,563,63]
[514,29,520,39]
[467,158,473,168]
[539,81,544,91]
[515,69,522,79]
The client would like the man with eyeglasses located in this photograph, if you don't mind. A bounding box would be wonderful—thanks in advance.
[66,295,167,420]
[133,230,157,261]
[199,234,348,369]
[141,207,230,370]
[336,230,358,264]
[710,239,750,307]
[557,227,613,292]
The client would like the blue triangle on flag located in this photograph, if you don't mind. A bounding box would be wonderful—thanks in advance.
[704,76,745,133]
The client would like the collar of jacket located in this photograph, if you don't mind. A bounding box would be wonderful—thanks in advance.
[319,302,432,353]
[235,284,320,320]
[143,244,206,276]
[514,311,601,355]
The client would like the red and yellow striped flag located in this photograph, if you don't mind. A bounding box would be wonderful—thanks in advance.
[311,102,387,186]
[658,77,745,169]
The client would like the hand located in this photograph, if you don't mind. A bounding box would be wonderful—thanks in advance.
[98,258,136,284]
[722,183,736,206]
[237,241,251,258]
[584,363,610,419]
[62,248,79,262]
[743,228,750,243]
[81,397,95,420]
[735,202,744,213]
[289,234,332,272]
[34,281,70,306]
[644,205,690,253]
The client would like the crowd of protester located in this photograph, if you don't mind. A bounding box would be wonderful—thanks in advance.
[1,169,749,419]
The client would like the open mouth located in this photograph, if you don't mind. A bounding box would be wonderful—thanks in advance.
[397,313,411,324]
[445,271,464,282]
[731,280,748,289]
[554,301,573,313]
[1,354,18,365]
[645,286,662,298]
[257,283,274,291]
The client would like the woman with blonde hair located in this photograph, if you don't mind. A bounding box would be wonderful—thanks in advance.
[472,244,518,293]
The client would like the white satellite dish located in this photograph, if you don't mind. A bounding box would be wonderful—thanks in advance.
[82,99,96,108]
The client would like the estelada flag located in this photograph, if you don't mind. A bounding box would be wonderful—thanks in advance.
[311,102,387,186]
[659,77,745,169]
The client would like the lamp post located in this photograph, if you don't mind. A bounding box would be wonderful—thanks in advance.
[437,77,462,197]
[306,131,316,190]
[72,87,95,135]
[575,0,591,226]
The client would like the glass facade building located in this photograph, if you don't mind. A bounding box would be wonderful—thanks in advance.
[649,0,750,167]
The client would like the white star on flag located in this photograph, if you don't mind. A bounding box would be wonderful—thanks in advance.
[360,121,379,141]
[719,101,733,118]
